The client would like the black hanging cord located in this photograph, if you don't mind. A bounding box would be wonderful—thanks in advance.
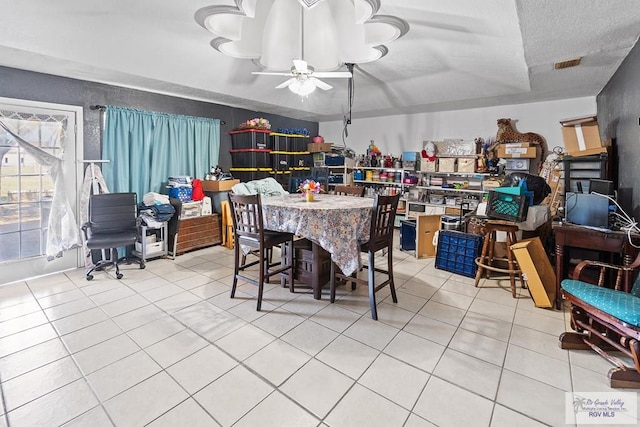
[342,63,355,144]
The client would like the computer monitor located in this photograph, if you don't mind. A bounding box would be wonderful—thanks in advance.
[589,179,614,196]
[565,192,610,228]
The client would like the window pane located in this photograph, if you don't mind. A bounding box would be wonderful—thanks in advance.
[0,231,19,261]
[0,119,57,262]
[20,229,42,258]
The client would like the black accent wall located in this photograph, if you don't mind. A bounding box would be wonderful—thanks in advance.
[597,39,640,219]
[0,65,318,175]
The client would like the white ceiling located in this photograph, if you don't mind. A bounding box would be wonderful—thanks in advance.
[1,0,639,123]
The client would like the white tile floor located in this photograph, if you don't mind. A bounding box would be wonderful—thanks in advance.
[0,238,638,427]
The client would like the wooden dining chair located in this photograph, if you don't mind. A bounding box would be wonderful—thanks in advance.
[228,193,295,311]
[334,185,365,197]
[329,193,401,320]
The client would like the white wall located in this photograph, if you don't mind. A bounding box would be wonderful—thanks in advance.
[319,97,596,157]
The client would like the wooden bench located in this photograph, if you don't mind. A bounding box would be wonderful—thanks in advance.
[559,253,640,388]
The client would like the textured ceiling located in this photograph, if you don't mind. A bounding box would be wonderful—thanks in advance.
[1,0,639,122]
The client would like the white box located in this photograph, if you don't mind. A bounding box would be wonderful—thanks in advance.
[180,201,202,219]
[135,241,163,255]
[201,196,212,216]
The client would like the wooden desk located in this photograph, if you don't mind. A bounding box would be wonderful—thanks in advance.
[554,224,638,309]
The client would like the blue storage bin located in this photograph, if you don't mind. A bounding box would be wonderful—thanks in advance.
[168,186,192,203]
[324,155,345,166]
[400,220,416,251]
[435,230,484,278]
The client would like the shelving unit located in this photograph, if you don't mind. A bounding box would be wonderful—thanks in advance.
[403,171,489,221]
[326,165,353,186]
[352,167,412,195]
[133,222,168,262]
[562,154,608,194]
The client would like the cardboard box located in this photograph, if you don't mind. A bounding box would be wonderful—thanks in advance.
[416,214,441,259]
[201,179,240,192]
[482,179,501,190]
[402,151,420,162]
[510,237,556,308]
[504,158,530,171]
[497,145,537,158]
[307,142,333,153]
[560,115,608,157]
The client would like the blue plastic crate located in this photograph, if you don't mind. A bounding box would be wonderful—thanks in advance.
[168,186,192,203]
[435,230,484,278]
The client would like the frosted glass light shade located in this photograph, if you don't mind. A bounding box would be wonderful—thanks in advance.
[196,0,409,71]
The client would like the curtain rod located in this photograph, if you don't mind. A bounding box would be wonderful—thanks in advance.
[89,105,226,125]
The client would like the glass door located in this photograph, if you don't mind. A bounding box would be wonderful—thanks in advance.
[0,97,83,284]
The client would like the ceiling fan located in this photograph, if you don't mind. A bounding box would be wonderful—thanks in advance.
[252,59,352,96]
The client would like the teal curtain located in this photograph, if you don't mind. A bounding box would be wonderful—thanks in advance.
[102,106,220,198]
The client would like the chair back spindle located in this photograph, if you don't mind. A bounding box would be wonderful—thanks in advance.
[369,194,400,250]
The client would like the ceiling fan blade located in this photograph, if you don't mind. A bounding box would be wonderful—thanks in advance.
[313,71,353,78]
[252,71,295,76]
[293,59,308,73]
[311,77,332,91]
[275,78,296,89]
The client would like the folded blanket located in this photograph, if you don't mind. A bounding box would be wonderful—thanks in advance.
[231,177,288,196]
[143,192,170,206]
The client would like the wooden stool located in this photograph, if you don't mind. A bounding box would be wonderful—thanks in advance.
[474,220,524,297]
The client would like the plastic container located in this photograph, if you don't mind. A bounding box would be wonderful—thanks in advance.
[291,153,313,168]
[445,196,462,206]
[435,230,484,278]
[486,190,529,222]
[167,186,193,202]
[271,151,290,170]
[441,215,462,231]
[429,194,444,204]
[400,220,416,251]
[229,129,271,150]
[229,149,271,168]
[229,168,273,183]
[324,155,345,166]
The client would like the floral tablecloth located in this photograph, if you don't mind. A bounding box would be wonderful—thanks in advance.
[261,194,373,276]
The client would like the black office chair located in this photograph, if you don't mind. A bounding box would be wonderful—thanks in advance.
[228,193,294,311]
[82,192,141,281]
[329,193,400,320]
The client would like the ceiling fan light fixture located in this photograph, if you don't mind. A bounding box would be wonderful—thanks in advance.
[289,78,317,96]
[197,0,409,71]
[297,0,326,10]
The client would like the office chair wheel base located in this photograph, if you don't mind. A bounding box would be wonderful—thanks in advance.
[86,274,94,281]
[116,273,123,279]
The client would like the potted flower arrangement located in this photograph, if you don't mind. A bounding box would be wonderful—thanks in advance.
[298,179,322,202]
[237,117,271,130]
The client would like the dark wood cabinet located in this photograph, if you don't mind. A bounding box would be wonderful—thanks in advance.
[175,214,221,255]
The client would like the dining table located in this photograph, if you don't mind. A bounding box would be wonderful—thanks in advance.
[261,193,374,279]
